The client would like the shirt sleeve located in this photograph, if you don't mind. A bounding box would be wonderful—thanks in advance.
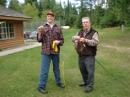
[72,32,79,42]
[37,25,46,42]
[37,32,44,42]
[86,32,99,46]
[58,29,64,46]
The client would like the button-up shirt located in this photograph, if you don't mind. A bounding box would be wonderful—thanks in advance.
[37,23,64,55]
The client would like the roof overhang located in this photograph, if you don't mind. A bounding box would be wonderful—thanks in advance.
[0,15,32,21]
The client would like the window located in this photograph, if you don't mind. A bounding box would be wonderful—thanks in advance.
[0,21,15,40]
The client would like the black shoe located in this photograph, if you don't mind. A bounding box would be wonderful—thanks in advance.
[57,83,65,88]
[79,83,87,87]
[37,87,48,94]
[84,86,93,92]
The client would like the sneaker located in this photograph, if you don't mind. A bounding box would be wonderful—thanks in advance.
[37,87,48,94]
[79,83,87,87]
[84,86,93,92]
[57,83,65,88]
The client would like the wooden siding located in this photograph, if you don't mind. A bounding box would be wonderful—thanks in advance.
[0,21,24,49]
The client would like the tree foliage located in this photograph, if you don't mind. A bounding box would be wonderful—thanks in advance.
[0,0,7,7]
[7,0,130,28]
[8,0,22,12]
[23,3,39,20]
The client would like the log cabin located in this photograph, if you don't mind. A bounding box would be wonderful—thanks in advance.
[0,5,32,49]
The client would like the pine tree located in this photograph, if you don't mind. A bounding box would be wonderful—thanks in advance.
[0,0,7,7]
[23,3,39,20]
[8,0,21,12]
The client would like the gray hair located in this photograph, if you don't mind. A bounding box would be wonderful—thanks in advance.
[82,17,91,23]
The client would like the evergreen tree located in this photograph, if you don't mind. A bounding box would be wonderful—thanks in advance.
[8,0,21,12]
[42,0,51,10]
[64,0,70,25]
[23,3,39,20]
[91,6,105,27]
[0,0,7,7]
[38,0,56,18]
[76,0,88,28]
[25,0,38,9]
[25,0,37,5]
[50,0,56,9]
[103,0,130,26]
[37,0,44,17]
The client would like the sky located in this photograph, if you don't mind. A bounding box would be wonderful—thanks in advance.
[17,0,76,3]
[17,0,80,6]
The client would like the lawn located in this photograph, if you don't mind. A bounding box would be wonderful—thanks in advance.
[0,27,130,97]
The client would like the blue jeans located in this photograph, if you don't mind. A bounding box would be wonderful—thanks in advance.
[38,54,61,89]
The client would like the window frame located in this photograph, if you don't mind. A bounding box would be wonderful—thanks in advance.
[0,21,16,40]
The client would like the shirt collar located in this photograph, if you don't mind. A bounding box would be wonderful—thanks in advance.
[46,22,55,28]
[83,28,90,32]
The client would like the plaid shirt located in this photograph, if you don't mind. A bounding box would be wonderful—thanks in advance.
[37,23,64,55]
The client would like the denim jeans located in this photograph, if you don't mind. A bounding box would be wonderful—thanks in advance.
[78,56,95,87]
[38,54,61,89]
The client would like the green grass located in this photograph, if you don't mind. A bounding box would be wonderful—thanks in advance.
[0,27,130,97]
